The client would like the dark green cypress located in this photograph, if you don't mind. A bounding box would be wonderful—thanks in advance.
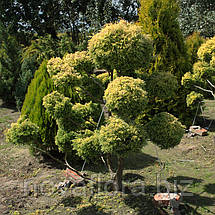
[21,61,58,152]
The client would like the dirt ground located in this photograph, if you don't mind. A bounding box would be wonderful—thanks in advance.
[0,100,215,215]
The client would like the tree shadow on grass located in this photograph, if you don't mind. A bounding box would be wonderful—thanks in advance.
[183,192,215,207]
[39,151,66,170]
[124,193,160,215]
[76,204,110,215]
[60,195,82,207]
[182,193,215,214]
[36,148,158,174]
[144,185,170,195]
[197,117,215,132]
[124,152,158,170]
[167,176,203,186]
[47,195,82,212]
[81,160,108,174]
[84,152,158,174]
[178,203,202,215]
[123,173,144,183]
[204,183,215,195]
[0,100,17,112]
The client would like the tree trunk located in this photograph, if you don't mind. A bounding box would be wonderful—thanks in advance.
[113,157,124,191]
[106,154,114,178]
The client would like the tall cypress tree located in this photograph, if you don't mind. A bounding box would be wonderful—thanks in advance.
[139,0,193,125]
[139,0,191,80]
[0,23,21,103]
[21,61,58,153]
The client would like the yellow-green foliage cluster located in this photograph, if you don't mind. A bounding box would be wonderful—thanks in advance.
[104,76,148,120]
[52,70,80,91]
[47,51,103,101]
[47,57,64,76]
[6,118,39,145]
[63,51,94,74]
[99,117,147,157]
[43,91,101,152]
[198,37,215,63]
[88,20,153,76]
[47,51,93,77]
[43,91,73,119]
[73,130,101,160]
[139,0,190,79]
[182,36,215,100]
[186,91,203,108]
[43,92,100,130]
[146,112,185,149]
[54,128,76,152]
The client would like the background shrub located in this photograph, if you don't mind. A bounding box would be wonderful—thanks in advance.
[186,32,206,66]
[182,36,215,99]
[0,24,21,104]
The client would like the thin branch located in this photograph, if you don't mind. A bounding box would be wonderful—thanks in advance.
[206,79,215,89]
[84,118,97,128]
[64,153,97,182]
[194,85,215,98]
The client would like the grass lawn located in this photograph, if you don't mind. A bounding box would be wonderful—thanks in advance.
[0,99,215,215]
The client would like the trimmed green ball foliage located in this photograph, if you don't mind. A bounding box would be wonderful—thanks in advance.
[47,51,94,77]
[146,72,178,100]
[104,76,148,120]
[99,117,147,157]
[43,91,101,152]
[21,61,57,153]
[62,51,94,75]
[43,91,74,120]
[6,118,40,145]
[146,112,185,149]
[88,20,153,76]
[47,52,103,102]
[198,36,215,63]
[73,130,101,161]
[55,128,76,152]
[43,50,103,154]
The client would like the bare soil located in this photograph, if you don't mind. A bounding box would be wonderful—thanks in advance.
[0,100,215,215]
